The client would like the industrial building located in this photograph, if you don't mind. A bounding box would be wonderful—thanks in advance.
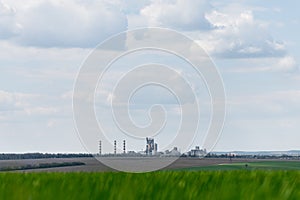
[98,138,208,158]
[188,146,206,157]
[145,137,158,155]
[164,147,181,156]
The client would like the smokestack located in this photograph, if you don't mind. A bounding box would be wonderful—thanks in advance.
[123,140,126,154]
[114,140,117,155]
[99,140,102,155]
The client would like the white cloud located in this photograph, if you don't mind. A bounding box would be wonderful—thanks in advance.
[275,56,298,72]
[0,90,39,110]
[115,1,289,61]
[227,90,300,119]
[199,10,286,58]
[61,90,73,100]
[129,1,290,60]
[141,0,212,30]
[0,2,20,39]
[95,65,198,107]
[24,106,58,116]
[0,0,291,59]
[225,56,298,73]
[0,90,63,117]
[1,0,128,48]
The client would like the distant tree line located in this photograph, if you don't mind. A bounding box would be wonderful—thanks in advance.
[0,153,93,160]
[205,153,300,160]
[0,162,85,171]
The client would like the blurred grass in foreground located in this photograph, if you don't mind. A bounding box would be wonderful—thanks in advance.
[0,171,299,200]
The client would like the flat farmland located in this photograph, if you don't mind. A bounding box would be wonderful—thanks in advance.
[1,157,299,172]
[1,158,300,199]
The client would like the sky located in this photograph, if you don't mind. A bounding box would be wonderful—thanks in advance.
[0,0,300,153]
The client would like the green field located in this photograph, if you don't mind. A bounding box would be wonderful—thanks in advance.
[1,170,300,199]
[178,161,300,171]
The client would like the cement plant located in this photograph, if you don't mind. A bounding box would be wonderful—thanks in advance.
[97,137,207,157]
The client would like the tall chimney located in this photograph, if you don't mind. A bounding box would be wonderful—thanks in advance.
[99,140,102,155]
[114,140,117,155]
[123,140,126,154]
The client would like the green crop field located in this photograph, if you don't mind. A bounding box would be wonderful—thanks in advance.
[177,161,300,171]
[1,170,300,200]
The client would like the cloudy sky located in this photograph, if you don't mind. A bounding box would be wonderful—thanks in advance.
[0,0,300,153]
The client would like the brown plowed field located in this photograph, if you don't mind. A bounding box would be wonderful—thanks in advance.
[0,157,285,172]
